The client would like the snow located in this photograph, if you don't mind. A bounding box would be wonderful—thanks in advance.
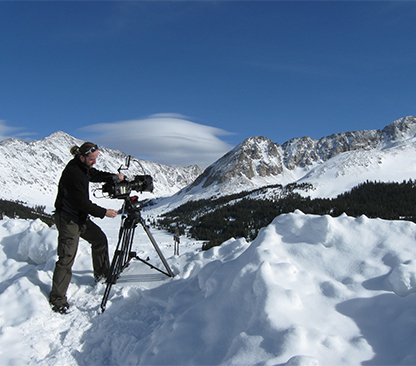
[298,138,416,199]
[1,209,416,365]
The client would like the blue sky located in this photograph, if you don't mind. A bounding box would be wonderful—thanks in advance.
[1,1,415,167]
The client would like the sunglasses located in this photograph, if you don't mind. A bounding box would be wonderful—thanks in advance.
[84,144,98,155]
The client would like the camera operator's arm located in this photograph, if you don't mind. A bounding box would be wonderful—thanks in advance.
[89,168,124,183]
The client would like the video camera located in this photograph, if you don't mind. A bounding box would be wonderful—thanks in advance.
[102,174,153,199]
[100,155,154,199]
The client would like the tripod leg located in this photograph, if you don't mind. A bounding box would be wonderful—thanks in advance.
[140,217,175,277]
[101,226,136,312]
[101,250,121,312]
[120,227,134,270]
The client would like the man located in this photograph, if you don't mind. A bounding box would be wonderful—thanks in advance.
[49,142,123,314]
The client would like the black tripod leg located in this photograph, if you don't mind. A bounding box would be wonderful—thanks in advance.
[100,226,136,312]
[101,250,121,312]
[140,217,175,277]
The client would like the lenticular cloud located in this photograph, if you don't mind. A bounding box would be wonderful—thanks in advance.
[81,115,234,167]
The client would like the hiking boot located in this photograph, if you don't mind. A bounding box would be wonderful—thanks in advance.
[51,303,70,314]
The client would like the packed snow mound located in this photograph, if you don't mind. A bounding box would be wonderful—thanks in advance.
[388,260,416,297]
[1,212,416,365]
[15,219,57,265]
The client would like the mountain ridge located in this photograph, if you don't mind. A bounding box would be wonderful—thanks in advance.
[158,116,416,209]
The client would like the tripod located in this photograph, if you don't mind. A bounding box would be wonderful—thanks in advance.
[101,196,174,312]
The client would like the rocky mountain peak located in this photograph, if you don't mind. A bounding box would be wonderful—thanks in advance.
[182,116,416,199]
[381,116,416,142]
[191,136,284,189]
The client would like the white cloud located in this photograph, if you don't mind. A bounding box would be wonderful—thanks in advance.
[80,115,235,168]
[0,120,30,142]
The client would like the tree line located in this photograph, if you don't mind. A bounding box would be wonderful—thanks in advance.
[0,199,53,226]
[157,180,416,250]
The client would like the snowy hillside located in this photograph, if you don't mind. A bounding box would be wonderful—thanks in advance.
[1,210,416,365]
[298,136,416,198]
[0,131,203,210]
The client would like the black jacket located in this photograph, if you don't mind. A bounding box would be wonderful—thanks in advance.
[55,157,116,224]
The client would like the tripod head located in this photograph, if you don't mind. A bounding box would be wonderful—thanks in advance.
[123,195,142,213]
[120,195,143,229]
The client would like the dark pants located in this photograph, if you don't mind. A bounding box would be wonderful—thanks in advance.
[49,213,110,307]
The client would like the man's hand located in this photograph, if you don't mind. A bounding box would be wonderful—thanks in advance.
[106,209,118,218]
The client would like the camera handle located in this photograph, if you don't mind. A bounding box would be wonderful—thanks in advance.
[117,155,149,178]
[117,155,131,175]
[100,197,174,313]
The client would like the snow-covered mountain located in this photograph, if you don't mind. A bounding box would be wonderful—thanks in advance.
[169,116,416,205]
[0,131,204,209]
[2,116,416,212]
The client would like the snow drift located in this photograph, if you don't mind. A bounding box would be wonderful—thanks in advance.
[1,210,416,365]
